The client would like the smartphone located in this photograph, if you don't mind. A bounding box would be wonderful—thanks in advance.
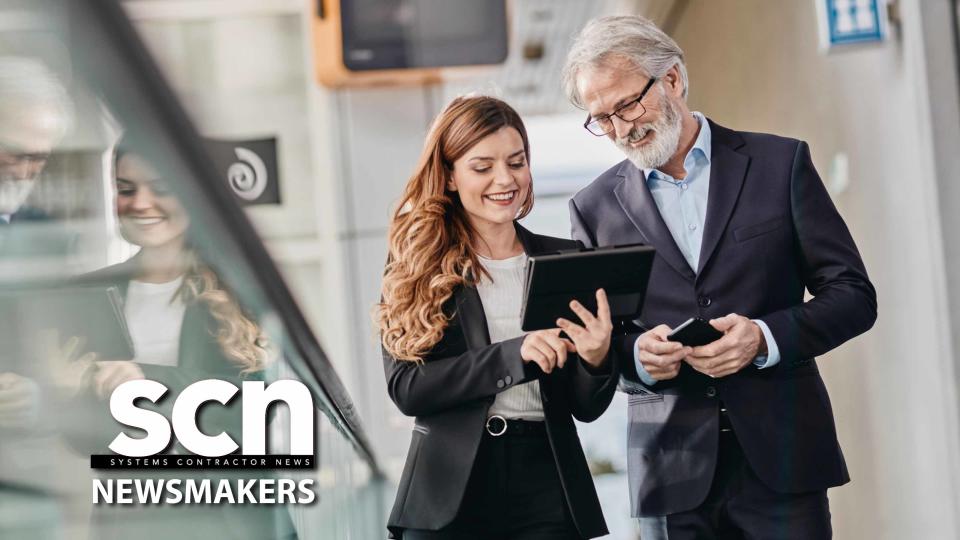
[667,317,724,347]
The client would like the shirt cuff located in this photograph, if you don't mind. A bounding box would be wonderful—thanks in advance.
[752,319,781,368]
[633,335,660,386]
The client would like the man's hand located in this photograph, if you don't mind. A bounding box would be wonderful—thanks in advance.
[636,325,691,381]
[556,288,614,369]
[0,372,41,429]
[685,314,766,378]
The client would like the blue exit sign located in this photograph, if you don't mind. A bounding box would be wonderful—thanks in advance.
[817,0,889,49]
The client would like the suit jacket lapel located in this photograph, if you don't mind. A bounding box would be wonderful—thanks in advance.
[696,121,749,278]
[514,222,540,255]
[457,222,537,349]
[614,163,696,282]
[456,277,492,349]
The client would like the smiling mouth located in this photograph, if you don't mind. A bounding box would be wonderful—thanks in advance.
[483,190,518,204]
[125,216,166,226]
[626,128,654,147]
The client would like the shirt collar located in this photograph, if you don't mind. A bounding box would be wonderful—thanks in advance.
[644,111,711,182]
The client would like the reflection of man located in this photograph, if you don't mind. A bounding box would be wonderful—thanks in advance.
[0,56,73,251]
[0,56,74,429]
[564,16,877,539]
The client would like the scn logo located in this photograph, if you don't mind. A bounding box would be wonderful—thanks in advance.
[108,379,313,457]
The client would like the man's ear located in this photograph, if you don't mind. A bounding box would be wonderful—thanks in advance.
[663,64,684,98]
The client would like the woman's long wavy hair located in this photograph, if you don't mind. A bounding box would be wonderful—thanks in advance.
[114,142,268,375]
[177,252,269,375]
[377,96,534,363]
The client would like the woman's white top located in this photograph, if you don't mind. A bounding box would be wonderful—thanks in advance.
[124,276,186,367]
[477,253,544,421]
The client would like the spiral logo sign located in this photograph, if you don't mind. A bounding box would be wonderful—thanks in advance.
[228,147,268,201]
[204,137,281,206]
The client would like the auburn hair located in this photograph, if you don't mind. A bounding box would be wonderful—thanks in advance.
[376,96,534,362]
[179,255,269,375]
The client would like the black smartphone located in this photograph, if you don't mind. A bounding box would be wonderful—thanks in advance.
[667,317,724,347]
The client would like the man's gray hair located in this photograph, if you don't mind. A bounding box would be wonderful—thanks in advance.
[0,56,74,140]
[562,15,689,109]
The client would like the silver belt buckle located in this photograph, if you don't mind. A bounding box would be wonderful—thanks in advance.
[485,415,507,437]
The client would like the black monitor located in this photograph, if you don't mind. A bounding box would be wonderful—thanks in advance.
[337,0,509,71]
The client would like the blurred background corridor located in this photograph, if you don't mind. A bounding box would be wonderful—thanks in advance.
[2,1,959,538]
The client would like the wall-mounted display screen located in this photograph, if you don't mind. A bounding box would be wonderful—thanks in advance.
[338,0,508,71]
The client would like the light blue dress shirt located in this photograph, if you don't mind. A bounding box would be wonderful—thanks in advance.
[633,112,780,386]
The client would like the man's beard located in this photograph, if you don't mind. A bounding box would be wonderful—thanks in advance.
[614,92,683,171]
[0,178,36,215]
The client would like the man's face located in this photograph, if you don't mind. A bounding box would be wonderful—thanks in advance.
[0,104,60,214]
[0,145,50,216]
[577,57,684,170]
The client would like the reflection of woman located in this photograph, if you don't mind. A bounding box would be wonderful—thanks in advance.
[82,146,266,400]
[64,143,296,540]
[377,96,618,540]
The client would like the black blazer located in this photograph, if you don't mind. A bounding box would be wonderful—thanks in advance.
[570,119,877,517]
[383,224,618,539]
[69,259,255,443]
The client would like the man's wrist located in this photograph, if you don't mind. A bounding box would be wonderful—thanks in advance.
[754,321,768,355]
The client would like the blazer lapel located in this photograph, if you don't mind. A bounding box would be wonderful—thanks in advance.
[514,222,546,255]
[456,223,537,349]
[455,281,492,349]
[696,121,749,278]
[614,163,696,282]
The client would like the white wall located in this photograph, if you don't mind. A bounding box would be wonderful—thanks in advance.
[670,1,960,537]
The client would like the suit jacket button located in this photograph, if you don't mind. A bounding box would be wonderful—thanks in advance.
[496,379,505,389]
[504,375,513,385]
[698,296,712,307]
[705,386,717,398]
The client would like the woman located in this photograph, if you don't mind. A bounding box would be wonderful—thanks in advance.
[75,143,267,416]
[377,96,619,539]
[60,141,296,540]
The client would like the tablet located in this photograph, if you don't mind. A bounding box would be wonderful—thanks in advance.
[520,244,655,331]
[9,285,135,360]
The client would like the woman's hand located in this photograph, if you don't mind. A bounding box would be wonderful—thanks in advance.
[93,361,145,400]
[41,331,97,399]
[555,289,613,369]
[521,329,576,374]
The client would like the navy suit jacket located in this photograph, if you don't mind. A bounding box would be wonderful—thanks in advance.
[570,119,877,517]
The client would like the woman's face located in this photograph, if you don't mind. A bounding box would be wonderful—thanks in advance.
[115,153,189,249]
[448,126,531,232]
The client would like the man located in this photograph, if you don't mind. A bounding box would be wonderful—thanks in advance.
[562,16,877,539]
[0,55,74,253]
[0,55,74,429]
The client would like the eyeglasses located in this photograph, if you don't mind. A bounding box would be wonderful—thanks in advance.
[0,142,51,168]
[583,77,658,136]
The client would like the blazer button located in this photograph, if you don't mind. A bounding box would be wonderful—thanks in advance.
[705,386,717,398]
[496,379,505,389]
[698,296,712,307]
[504,375,513,385]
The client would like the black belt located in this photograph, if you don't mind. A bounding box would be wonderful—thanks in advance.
[484,415,547,437]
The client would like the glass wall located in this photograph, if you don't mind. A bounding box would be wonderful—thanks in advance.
[0,1,385,538]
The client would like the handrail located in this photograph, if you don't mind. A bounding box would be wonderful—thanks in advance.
[67,0,381,477]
